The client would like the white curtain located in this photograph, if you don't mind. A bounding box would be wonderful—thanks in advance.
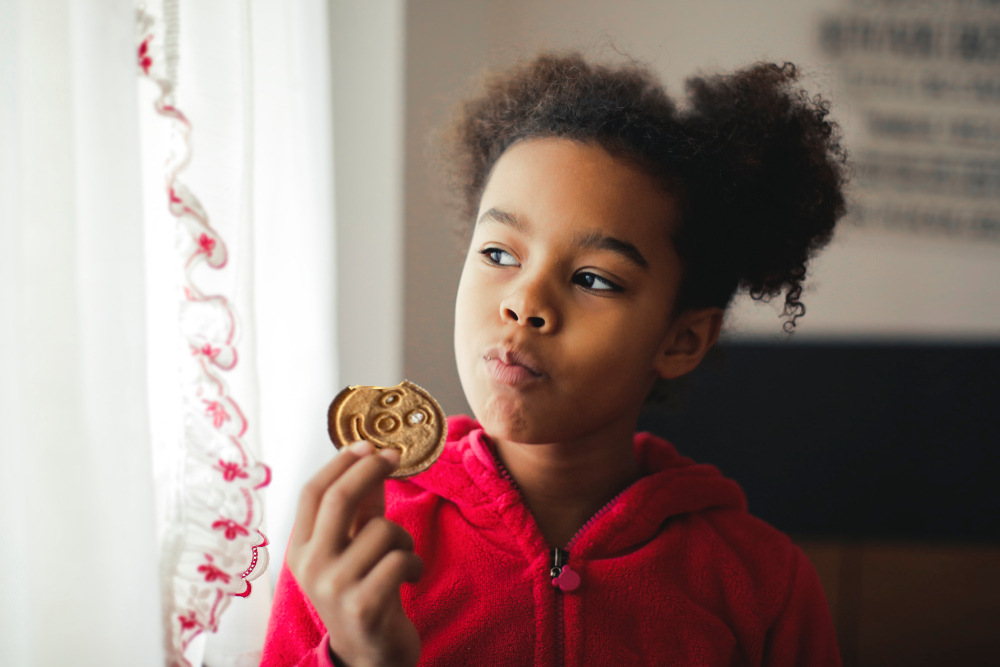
[0,1,163,664]
[0,1,338,665]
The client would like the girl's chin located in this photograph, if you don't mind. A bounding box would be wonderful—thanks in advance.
[475,394,546,443]
[472,387,643,447]
[474,395,579,445]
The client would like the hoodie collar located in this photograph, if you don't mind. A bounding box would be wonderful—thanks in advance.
[406,415,747,559]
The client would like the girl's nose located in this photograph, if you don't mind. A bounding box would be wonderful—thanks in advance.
[499,281,557,333]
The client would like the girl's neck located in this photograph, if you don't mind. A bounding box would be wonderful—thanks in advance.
[491,417,643,549]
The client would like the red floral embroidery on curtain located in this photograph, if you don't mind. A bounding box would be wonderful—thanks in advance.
[136,3,270,665]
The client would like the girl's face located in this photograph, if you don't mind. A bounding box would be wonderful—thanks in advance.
[454,137,686,445]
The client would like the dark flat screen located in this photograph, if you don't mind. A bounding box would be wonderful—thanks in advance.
[636,343,1000,542]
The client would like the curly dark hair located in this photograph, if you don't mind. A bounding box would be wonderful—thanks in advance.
[445,52,848,399]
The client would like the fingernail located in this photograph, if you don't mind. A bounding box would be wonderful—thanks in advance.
[378,447,401,466]
[349,440,373,456]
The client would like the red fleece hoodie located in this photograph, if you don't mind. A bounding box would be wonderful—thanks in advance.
[261,416,840,667]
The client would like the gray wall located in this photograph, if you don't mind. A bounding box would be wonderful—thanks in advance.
[333,0,405,389]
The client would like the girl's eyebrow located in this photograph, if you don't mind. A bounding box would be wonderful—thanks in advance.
[477,207,529,234]
[478,207,649,269]
[575,231,649,269]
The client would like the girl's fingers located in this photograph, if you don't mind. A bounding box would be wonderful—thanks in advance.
[291,441,374,548]
[312,448,401,555]
[349,478,387,540]
[355,549,424,612]
[336,518,415,585]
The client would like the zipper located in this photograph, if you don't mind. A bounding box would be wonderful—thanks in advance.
[554,576,565,667]
[564,487,629,553]
[491,444,629,560]
[550,547,579,591]
[490,442,631,667]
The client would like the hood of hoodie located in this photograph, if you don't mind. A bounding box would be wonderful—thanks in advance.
[397,415,747,560]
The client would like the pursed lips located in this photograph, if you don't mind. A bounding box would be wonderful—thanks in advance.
[483,345,544,386]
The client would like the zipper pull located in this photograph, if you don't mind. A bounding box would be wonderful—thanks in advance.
[550,548,580,592]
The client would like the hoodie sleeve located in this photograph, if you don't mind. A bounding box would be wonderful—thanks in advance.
[762,546,842,667]
[260,560,337,667]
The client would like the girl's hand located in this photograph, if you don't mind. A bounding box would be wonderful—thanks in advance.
[287,441,422,667]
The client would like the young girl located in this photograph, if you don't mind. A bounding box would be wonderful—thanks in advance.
[261,52,847,667]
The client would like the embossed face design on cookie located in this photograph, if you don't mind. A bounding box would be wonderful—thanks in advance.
[343,384,436,448]
[328,380,447,478]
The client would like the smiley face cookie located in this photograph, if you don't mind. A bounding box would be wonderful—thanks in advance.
[327,380,447,478]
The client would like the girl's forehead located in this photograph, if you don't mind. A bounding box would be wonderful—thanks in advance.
[477,137,679,245]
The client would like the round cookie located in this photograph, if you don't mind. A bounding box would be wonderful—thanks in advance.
[327,380,447,478]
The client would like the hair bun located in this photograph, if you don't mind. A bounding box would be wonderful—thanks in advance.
[677,62,848,329]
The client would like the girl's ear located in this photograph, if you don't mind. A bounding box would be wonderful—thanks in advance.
[652,307,724,380]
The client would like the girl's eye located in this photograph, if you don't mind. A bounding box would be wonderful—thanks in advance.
[480,248,519,267]
[573,272,622,292]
